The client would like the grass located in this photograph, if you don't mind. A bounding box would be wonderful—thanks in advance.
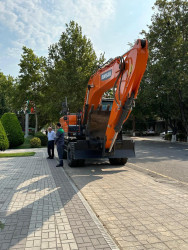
[0,152,35,158]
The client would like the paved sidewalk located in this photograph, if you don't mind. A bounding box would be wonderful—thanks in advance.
[64,160,188,250]
[1,147,188,250]
[0,149,118,250]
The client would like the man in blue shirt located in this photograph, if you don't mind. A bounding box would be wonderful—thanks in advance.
[55,123,64,167]
[47,127,55,159]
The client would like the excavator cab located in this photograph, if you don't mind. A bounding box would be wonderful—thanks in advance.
[101,99,113,111]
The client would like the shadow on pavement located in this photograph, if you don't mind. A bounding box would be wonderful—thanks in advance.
[0,152,122,249]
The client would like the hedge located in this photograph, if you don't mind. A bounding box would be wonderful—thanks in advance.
[1,113,24,148]
[0,120,9,151]
[30,137,41,148]
[35,132,48,146]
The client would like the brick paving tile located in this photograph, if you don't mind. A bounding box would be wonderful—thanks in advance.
[0,149,118,250]
[1,147,188,250]
[63,154,188,250]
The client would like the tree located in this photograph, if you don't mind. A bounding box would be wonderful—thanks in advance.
[0,120,9,151]
[1,113,24,148]
[15,47,47,132]
[0,72,14,117]
[46,21,105,120]
[140,0,188,140]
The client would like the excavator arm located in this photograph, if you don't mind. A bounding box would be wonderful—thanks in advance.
[82,39,148,150]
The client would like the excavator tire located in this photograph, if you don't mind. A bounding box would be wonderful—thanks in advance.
[109,158,128,165]
[67,143,85,167]
[67,143,78,167]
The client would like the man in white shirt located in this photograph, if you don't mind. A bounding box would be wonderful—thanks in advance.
[47,127,55,159]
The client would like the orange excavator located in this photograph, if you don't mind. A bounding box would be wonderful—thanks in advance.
[60,39,148,166]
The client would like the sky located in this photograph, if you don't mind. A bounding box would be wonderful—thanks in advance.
[0,0,156,78]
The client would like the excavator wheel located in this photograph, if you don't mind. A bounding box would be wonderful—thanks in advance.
[109,158,128,166]
[67,143,85,167]
[67,143,78,167]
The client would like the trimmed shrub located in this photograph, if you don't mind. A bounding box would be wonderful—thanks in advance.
[164,133,172,141]
[35,132,48,146]
[30,137,41,148]
[0,120,9,151]
[1,113,24,148]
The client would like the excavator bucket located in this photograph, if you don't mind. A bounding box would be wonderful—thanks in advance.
[86,105,110,139]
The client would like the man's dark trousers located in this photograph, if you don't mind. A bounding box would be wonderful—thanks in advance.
[48,140,54,158]
[57,144,64,166]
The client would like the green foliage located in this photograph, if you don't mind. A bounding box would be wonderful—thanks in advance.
[35,132,48,146]
[164,133,172,141]
[12,21,104,128]
[29,130,35,136]
[12,47,47,131]
[30,137,41,148]
[0,72,14,117]
[46,20,105,120]
[139,0,188,135]
[18,47,47,105]
[0,120,9,151]
[1,113,24,148]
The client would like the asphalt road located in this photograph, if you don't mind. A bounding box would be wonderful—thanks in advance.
[127,137,188,189]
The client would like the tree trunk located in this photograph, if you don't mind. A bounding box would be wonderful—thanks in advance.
[171,134,176,143]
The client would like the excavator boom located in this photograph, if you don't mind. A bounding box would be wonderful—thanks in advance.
[82,39,148,150]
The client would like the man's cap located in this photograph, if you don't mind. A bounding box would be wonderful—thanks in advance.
[57,122,61,127]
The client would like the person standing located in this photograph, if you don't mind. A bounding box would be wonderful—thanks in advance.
[55,122,64,167]
[47,127,55,159]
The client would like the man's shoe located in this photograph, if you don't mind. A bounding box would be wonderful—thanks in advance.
[47,157,51,159]
[56,164,63,167]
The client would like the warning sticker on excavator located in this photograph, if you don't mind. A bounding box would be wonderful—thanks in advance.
[101,69,112,81]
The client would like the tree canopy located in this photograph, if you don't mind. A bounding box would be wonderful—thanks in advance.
[1,11,187,137]
[45,21,105,119]
[12,46,47,130]
[136,0,188,135]
[0,72,14,117]
[9,21,105,129]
